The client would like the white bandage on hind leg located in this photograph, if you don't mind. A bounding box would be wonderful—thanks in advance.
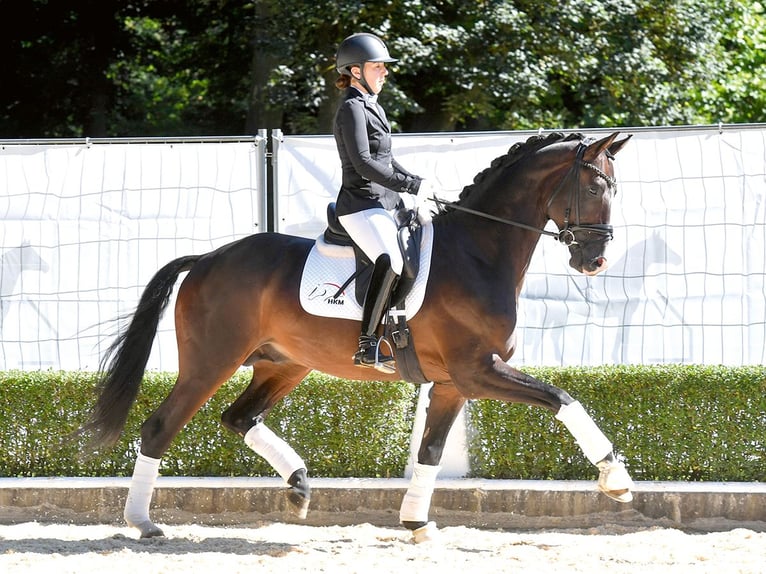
[124,452,161,527]
[399,463,441,523]
[244,422,306,482]
[555,401,613,465]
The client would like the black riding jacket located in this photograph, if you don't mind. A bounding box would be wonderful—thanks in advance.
[333,87,422,216]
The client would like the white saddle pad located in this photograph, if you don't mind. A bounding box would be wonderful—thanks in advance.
[299,222,434,321]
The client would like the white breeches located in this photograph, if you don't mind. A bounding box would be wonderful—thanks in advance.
[338,208,403,275]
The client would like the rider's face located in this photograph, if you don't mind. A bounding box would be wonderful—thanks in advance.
[352,62,389,95]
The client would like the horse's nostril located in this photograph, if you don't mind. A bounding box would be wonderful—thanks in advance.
[582,256,608,276]
[594,256,608,271]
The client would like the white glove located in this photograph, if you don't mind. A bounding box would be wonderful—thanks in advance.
[417,179,439,200]
[415,180,440,221]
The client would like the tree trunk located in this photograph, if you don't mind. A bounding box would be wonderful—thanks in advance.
[245,2,282,132]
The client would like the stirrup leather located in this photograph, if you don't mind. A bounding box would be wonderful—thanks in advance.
[353,335,396,374]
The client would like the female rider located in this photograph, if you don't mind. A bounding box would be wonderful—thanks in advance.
[333,32,425,373]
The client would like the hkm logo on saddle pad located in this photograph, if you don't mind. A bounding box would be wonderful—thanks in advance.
[299,222,434,321]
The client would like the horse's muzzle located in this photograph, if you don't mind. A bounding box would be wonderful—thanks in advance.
[581,255,608,276]
[568,244,609,276]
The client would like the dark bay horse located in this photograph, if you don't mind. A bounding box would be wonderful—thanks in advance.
[81,131,634,542]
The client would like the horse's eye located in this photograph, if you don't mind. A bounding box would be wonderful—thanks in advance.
[587,186,599,196]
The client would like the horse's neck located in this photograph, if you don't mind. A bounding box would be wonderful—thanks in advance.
[465,188,547,261]
[509,231,545,296]
[435,210,543,287]
[441,158,557,293]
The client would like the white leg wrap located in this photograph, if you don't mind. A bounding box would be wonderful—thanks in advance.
[597,459,635,503]
[124,452,161,528]
[399,463,441,523]
[555,401,613,465]
[244,422,305,482]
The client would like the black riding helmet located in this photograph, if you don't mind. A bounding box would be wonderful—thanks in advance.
[335,33,397,94]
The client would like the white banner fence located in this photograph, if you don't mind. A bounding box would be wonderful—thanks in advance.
[1,136,267,370]
[1,125,765,371]
[275,126,766,368]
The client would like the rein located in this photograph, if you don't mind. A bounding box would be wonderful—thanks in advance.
[430,141,616,246]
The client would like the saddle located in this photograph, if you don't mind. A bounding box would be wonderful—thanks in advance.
[324,202,422,307]
[323,202,428,383]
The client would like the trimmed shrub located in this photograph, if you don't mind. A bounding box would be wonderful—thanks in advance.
[467,365,766,481]
[0,370,419,478]
[2,365,764,481]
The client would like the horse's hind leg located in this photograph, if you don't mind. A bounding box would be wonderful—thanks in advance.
[220,360,312,518]
[124,369,238,538]
[400,382,466,542]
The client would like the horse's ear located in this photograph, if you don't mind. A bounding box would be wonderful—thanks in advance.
[607,133,632,157]
[583,132,630,161]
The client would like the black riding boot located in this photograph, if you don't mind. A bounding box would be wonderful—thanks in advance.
[353,254,398,374]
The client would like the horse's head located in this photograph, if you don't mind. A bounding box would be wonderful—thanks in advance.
[546,132,631,276]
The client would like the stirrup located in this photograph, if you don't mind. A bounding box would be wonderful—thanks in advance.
[353,336,396,374]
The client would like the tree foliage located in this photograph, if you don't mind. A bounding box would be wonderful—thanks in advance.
[1,0,764,138]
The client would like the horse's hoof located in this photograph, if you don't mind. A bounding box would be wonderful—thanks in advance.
[411,521,439,544]
[604,489,633,503]
[286,490,310,519]
[133,521,165,538]
[287,468,310,519]
[597,460,634,503]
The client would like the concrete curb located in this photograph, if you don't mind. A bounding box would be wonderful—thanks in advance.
[1,477,764,532]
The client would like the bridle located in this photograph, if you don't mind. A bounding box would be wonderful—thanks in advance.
[430,140,617,246]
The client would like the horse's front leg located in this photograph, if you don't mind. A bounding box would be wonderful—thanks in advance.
[400,382,466,542]
[478,354,634,503]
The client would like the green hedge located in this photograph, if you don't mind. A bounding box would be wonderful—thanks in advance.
[1,365,764,481]
[0,370,418,478]
[468,365,766,482]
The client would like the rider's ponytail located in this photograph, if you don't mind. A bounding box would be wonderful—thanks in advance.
[335,74,351,90]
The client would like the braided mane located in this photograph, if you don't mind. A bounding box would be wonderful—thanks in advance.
[456,131,584,203]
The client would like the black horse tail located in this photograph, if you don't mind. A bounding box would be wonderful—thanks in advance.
[80,255,201,450]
